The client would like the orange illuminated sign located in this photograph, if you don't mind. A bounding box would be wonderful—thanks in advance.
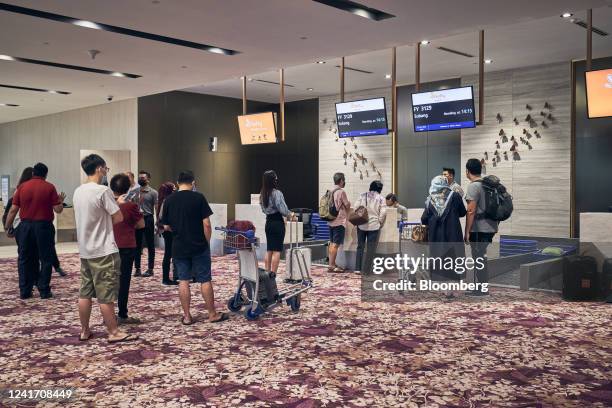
[586,68,612,118]
[237,112,277,144]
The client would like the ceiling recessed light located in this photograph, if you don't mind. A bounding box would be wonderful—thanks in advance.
[420,40,430,45]
[248,78,254,82]
[485,59,493,64]
[0,103,19,107]
[0,84,71,94]
[73,20,102,30]
[385,74,391,79]
[0,54,15,61]
[561,12,573,18]
[110,72,126,77]
[316,61,326,64]
[307,87,314,91]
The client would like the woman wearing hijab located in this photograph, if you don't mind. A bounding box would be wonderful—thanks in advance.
[157,181,178,285]
[421,175,467,297]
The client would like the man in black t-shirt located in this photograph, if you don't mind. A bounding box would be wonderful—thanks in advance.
[160,171,228,325]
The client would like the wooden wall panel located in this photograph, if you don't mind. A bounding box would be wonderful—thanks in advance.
[0,99,138,202]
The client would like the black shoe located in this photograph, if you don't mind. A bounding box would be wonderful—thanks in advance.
[162,280,179,286]
[142,269,154,277]
[40,292,53,299]
[55,267,67,277]
[134,268,142,277]
[20,292,33,300]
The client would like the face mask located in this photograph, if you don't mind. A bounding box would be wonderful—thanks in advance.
[138,179,147,187]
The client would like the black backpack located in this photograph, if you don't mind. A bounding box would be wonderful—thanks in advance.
[477,176,513,222]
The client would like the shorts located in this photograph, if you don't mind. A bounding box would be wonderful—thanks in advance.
[265,216,286,252]
[329,225,346,245]
[79,253,121,304]
[174,248,212,283]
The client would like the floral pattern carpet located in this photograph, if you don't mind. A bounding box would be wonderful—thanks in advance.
[0,250,610,407]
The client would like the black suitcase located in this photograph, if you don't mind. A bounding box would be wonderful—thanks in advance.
[563,256,598,301]
[602,258,612,301]
[246,268,279,307]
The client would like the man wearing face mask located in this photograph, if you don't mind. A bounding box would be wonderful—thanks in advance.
[134,171,158,277]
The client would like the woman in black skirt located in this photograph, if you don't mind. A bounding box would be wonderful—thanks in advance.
[260,170,294,273]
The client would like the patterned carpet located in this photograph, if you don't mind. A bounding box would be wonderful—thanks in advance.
[0,250,610,407]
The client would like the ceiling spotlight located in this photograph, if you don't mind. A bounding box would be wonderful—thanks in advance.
[47,90,58,94]
[561,12,573,18]
[307,87,314,91]
[316,61,326,64]
[385,74,392,79]
[0,103,19,107]
[247,78,254,82]
[0,54,15,61]
[420,40,430,45]
[73,20,102,30]
[111,72,126,77]
[485,59,493,64]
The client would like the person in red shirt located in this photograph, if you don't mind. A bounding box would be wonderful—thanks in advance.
[5,163,65,299]
[110,173,144,325]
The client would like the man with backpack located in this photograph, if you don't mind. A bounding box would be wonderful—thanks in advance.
[320,172,350,273]
[464,158,513,296]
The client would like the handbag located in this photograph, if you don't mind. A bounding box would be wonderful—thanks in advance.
[349,196,369,226]
[411,225,428,242]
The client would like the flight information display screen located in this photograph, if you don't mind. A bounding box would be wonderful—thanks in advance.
[411,86,476,132]
[335,97,388,137]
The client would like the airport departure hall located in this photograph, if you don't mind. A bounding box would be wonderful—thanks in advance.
[0,1,611,407]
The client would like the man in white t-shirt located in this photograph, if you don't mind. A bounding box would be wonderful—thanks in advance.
[73,154,138,344]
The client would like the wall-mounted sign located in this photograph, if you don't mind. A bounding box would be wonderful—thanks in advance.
[237,112,277,145]
[1,175,10,204]
[586,68,612,119]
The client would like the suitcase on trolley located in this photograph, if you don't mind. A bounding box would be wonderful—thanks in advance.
[563,255,598,301]
[285,221,311,282]
[245,268,279,307]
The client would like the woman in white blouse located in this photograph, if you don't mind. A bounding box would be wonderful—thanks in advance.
[353,180,386,274]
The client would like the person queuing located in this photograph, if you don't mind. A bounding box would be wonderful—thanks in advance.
[110,173,145,325]
[124,171,141,203]
[160,171,228,325]
[421,175,467,298]
[464,158,498,296]
[385,193,408,221]
[157,181,178,286]
[327,172,350,273]
[259,170,295,275]
[73,154,138,343]
[354,180,386,275]
[4,163,65,299]
[134,170,157,278]
[442,167,464,196]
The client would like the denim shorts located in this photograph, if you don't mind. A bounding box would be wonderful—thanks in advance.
[329,225,346,245]
[173,248,212,283]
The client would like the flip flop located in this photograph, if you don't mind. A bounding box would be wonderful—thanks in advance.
[209,313,229,324]
[331,267,345,273]
[108,333,139,344]
[181,317,195,326]
[79,332,93,342]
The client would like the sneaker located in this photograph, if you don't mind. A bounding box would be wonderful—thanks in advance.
[465,290,489,297]
[55,267,67,277]
[118,316,142,325]
[142,269,154,277]
[162,280,179,286]
[134,268,142,277]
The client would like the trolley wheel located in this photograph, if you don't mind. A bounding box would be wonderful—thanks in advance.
[244,305,263,321]
[227,295,242,313]
[287,294,301,312]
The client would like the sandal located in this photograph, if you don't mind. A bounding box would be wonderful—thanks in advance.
[181,316,195,326]
[331,267,345,273]
[79,332,93,342]
[209,312,230,324]
[108,333,139,344]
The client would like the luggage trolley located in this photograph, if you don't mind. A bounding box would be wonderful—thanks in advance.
[216,224,313,321]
